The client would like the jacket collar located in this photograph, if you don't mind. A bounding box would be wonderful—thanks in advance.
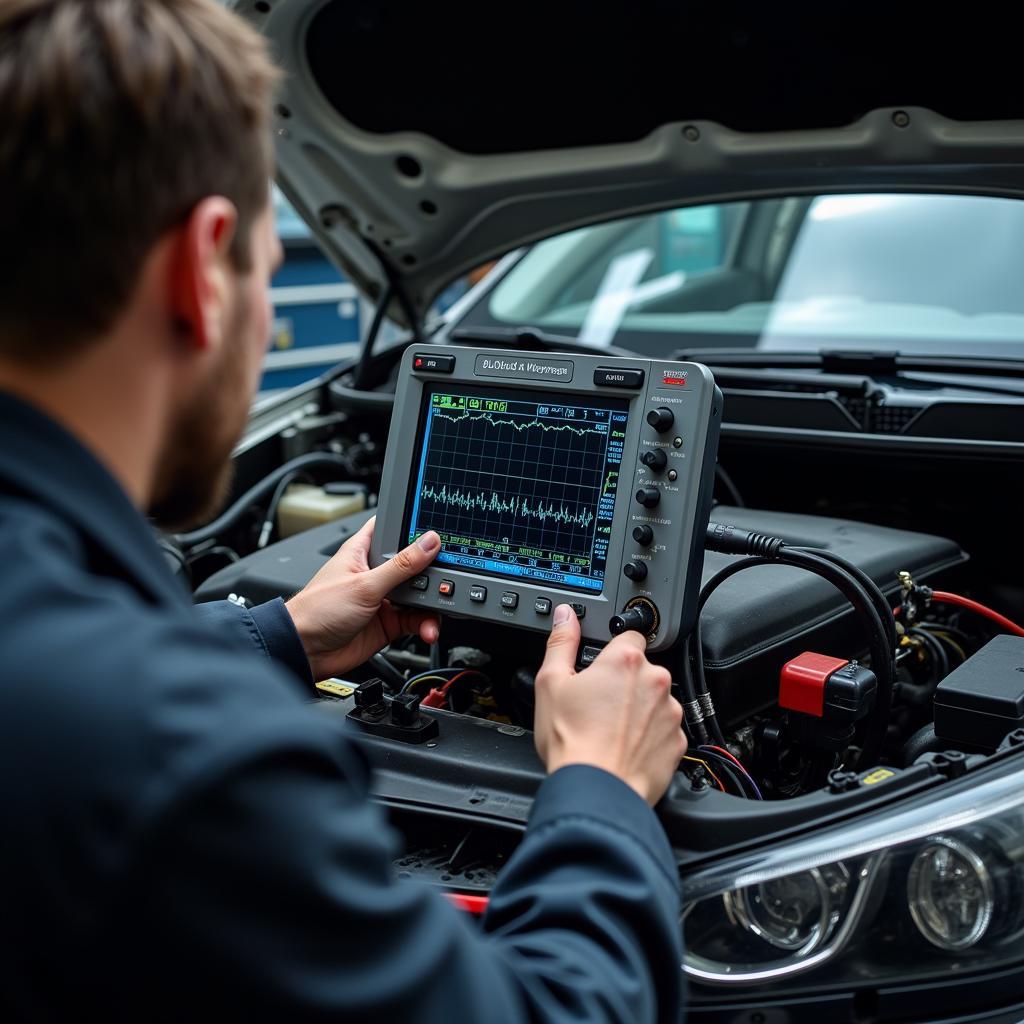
[0,390,191,609]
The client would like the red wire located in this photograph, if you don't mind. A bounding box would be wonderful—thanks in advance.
[930,592,1024,637]
[894,592,1024,637]
[702,744,748,773]
[420,670,477,708]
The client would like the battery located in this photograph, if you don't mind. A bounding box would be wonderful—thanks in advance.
[934,635,1024,750]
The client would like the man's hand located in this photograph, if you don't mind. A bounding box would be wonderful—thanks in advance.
[285,517,441,680]
[533,604,686,805]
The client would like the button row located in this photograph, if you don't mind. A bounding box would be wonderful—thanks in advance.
[407,578,585,620]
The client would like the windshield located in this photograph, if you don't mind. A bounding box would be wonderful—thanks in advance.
[465,194,1024,357]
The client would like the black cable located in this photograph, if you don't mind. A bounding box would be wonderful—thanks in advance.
[799,546,897,653]
[677,634,709,745]
[174,453,351,549]
[694,548,892,769]
[352,284,393,392]
[910,626,949,683]
[691,556,777,747]
[714,464,745,507]
[691,613,727,747]
[256,471,313,549]
[775,548,894,768]
[370,652,407,692]
[901,723,943,766]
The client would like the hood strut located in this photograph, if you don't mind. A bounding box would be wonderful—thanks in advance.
[352,242,425,390]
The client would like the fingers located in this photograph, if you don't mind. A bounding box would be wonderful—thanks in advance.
[603,629,648,657]
[363,531,440,598]
[538,604,581,681]
[384,602,440,644]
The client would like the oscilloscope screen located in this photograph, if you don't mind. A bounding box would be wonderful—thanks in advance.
[404,384,630,593]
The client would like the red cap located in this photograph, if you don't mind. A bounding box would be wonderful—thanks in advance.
[780,652,850,717]
[445,892,489,915]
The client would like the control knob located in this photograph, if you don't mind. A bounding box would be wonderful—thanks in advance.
[609,603,657,637]
[623,561,648,582]
[632,524,654,546]
[635,486,660,509]
[640,448,668,472]
[646,407,675,433]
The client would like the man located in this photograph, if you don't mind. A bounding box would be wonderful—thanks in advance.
[0,1,687,1020]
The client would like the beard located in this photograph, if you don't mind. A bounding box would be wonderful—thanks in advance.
[148,302,254,532]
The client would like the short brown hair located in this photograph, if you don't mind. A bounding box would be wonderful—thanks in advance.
[0,0,280,361]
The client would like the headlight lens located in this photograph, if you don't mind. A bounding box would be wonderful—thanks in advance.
[907,836,994,951]
[724,862,850,953]
[681,764,1024,991]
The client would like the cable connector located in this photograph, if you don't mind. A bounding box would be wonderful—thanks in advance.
[683,698,705,726]
[896,570,933,625]
[706,522,784,558]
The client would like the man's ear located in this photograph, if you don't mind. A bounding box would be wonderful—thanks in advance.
[169,197,239,353]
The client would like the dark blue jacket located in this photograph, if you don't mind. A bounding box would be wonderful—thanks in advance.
[0,391,682,1022]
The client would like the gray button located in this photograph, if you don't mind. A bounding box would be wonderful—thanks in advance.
[534,597,552,615]
[410,576,429,591]
[580,644,603,666]
[501,592,519,609]
[569,603,586,620]
[469,585,487,603]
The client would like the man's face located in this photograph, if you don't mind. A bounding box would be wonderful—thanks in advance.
[149,204,283,531]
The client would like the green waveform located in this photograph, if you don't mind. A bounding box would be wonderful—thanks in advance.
[432,409,605,438]
[420,484,595,528]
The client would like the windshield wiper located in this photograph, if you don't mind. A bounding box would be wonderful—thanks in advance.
[449,325,636,357]
[673,348,1024,380]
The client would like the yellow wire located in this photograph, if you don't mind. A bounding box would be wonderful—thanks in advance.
[682,754,725,792]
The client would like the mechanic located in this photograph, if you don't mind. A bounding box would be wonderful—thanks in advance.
[0,1,686,1020]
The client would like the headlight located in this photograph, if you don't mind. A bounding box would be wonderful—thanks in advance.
[907,836,995,951]
[682,764,1024,990]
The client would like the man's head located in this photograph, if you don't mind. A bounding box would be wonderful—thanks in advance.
[0,0,282,527]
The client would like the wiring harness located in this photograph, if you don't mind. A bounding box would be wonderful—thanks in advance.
[689,523,897,771]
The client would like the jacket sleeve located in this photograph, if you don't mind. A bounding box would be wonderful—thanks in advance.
[194,597,313,686]
[110,709,683,1024]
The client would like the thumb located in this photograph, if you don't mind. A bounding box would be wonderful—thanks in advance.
[364,531,441,597]
[540,604,581,678]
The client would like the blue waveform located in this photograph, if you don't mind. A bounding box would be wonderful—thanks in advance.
[419,484,595,528]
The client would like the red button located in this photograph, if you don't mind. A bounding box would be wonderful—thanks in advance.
[438,580,454,597]
[779,652,850,717]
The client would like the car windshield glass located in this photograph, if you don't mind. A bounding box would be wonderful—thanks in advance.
[466,193,1024,358]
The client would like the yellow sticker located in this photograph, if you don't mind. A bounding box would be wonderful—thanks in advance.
[862,768,895,785]
[315,679,355,698]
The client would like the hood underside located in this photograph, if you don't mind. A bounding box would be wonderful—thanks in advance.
[238,0,1024,324]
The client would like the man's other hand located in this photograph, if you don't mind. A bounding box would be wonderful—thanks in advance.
[533,605,687,805]
[285,516,440,680]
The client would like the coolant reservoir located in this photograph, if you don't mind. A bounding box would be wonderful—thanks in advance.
[277,484,367,539]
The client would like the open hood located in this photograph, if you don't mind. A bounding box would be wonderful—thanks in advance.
[237,0,1024,326]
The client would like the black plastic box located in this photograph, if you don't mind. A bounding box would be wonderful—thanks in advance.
[934,635,1024,750]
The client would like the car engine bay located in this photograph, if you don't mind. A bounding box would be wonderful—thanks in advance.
[166,341,1024,883]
